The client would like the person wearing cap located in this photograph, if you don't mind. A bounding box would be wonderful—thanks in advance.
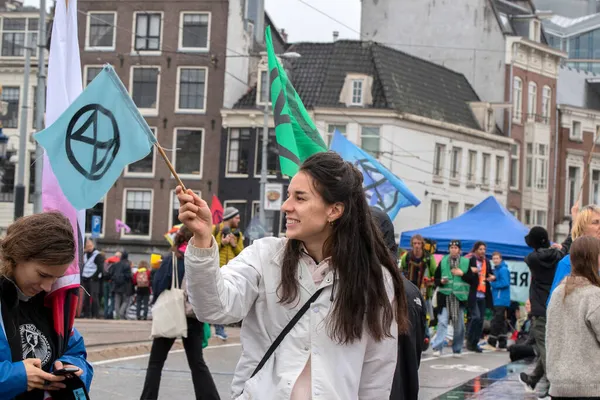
[211,206,244,340]
[519,226,566,397]
[431,240,477,357]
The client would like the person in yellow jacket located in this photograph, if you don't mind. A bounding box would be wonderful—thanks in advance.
[211,206,244,340]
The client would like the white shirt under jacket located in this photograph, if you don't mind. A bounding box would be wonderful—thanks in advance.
[184,236,398,400]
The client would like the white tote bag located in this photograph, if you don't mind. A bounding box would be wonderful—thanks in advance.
[151,253,188,338]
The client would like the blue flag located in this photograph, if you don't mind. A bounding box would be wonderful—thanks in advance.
[330,130,420,220]
[35,65,156,210]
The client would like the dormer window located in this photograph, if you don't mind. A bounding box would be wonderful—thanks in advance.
[351,79,364,105]
[529,19,541,42]
[340,73,373,107]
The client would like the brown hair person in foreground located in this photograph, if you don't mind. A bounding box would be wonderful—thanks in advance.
[177,151,408,399]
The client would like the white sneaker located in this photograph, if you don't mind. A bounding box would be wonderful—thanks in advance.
[453,353,462,358]
[432,350,441,357]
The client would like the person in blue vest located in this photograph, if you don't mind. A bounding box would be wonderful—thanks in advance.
[487,252,511,349]
[431,240,477,357]
[0,212,93,400]
[548,204,600,306]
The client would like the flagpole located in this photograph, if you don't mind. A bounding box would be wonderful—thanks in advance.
[154,142,187,191]
[33,0,47,214]
[259,67,269,228]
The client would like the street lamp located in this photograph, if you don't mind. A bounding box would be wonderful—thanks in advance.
[259,51,301,231]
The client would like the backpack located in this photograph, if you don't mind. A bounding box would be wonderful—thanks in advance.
[137,269,150,288]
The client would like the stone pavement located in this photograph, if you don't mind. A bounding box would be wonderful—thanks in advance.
[75,318,240,362]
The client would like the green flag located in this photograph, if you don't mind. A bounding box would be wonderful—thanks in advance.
[266,26,327,177]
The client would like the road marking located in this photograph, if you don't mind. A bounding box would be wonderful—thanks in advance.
[92,342,242,366]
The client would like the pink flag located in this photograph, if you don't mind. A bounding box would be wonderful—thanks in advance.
[42,0,86,354]
[211,195,224,225]
[115,219,131,234]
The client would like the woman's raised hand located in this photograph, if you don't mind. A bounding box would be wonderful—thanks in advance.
[176,186,213,248]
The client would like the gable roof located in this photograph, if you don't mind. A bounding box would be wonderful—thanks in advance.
[234,40,484,131]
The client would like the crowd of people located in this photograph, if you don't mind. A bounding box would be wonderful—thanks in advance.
[2,150,600,399]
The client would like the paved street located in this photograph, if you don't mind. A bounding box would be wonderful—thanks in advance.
[83,317,520,400]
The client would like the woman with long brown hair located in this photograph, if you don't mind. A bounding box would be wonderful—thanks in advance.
[139,226,219,400]
[178,151,408,399]
[0,212,93,399]
[546,236,600,399]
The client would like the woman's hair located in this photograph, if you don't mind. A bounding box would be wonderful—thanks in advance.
[471,241,486,254]
[172,226,193,259]
[138,260,149,270]
[0,212,75,277]
[279,151,408,344]
[572,205,600,240]
[410,234,424,246]
[564,236,600,299]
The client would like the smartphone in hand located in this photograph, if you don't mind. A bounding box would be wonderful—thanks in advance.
[53,366,79,376]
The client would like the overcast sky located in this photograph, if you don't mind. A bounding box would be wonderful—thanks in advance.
[23,0,361,42]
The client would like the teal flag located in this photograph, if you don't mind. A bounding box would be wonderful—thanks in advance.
[266,27,327,177]
[35,65,156,210]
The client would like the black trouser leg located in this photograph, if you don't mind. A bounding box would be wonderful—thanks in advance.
[140,337,176,400]
[489,306,507,348]
[183,318,220,400]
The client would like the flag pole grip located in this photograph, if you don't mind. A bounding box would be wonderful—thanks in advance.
[154,142,187,191]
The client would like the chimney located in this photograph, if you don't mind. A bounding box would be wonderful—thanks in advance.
[333,31,339,42]
[280,28,288,42]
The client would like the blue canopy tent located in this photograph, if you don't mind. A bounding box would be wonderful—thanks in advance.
[400,196,532,260]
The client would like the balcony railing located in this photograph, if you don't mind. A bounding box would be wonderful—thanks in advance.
[0,192,14,202]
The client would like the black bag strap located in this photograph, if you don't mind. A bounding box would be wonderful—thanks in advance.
[251,288,324,378]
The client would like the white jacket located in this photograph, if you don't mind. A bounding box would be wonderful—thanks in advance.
[185,236,398,400]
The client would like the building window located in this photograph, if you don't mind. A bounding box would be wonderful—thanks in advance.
[535,144,548,190]
[464,203,474,212]
[495,155,505,186]
[125,127,156,176]
[2,17,38,57]
[450,147,462,180]
[524,209,532,225]
[510,143,519,190]
[174,128,204,177]
[433,143,446,177]
[179,12,210,50]
[513,77,523,122]
[177,67,207,112]
[134,13,161,51]
[526,143,533,188]
[86,12,115,50]
[527,82,537,119]
[226,128,251,175]
[567,166,581,214]
[255,128,279,176]
[542,86,551,123]
[482,153,491,186]
[0,87,19,128]
[592,170,600,205]
[258,70,270,105]
[123,190,152,237]
[448,202,459,220]
[0,150,15,202]
[252,201,277,235]
[85,199,104,235]
[351,79,363,105]
[536,210,547,226]
[467,150,477,183]
[131,67,159,112]
[430,200,442,224]
[571,120,582,141]
[326,124,347,146]
[84,66,102,87]
[509,208,519,219]
[361,126,380,157]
